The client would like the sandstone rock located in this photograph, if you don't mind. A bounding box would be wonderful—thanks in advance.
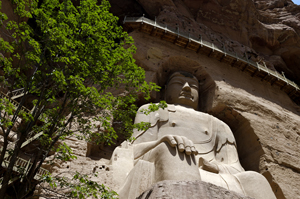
[110,0,300,85]
[2,1,300,199]
[118,30,300,198]
[137,180,253,199]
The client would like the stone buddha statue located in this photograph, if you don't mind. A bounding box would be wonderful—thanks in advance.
[111,71,276,199]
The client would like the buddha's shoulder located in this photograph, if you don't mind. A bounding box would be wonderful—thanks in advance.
[138,103,211,115]
[137,104,221,120]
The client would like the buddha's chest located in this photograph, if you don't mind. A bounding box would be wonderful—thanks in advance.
[157,110,215,144]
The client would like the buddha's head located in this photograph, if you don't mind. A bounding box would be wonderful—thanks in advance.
[165,71,199,110]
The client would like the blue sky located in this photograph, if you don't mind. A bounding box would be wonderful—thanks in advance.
[292,0,300,5]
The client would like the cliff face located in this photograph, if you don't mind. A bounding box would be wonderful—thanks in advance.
[125,29,300,199]
[108,1,300,199]
[1,1,300,199]
[110,0,300,85]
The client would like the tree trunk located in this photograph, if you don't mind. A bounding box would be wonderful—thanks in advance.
[0,132,27,198]
[0,135,8,166]
[17,149,43,199]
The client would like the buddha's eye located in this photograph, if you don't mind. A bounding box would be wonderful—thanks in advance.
[190,84,198,89]
[169,80,183,85]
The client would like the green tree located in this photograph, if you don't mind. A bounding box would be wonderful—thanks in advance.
[0,0,164,198]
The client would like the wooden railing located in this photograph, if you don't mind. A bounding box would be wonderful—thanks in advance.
[123,16,300,105]
[0,146,49,187]
[0,90,31,113]
[7,88,26,100]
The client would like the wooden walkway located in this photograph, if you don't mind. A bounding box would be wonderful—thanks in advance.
[0,89,47,185]
[6,88,26,100]
[0,89,44,147]
[123,16,300,105]
[0,90,31,113]
[0,146,49,188]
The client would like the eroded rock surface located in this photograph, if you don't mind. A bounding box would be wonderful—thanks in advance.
[41,0,300,198]
[110,0,300,85]
[1,1,300,199]
[118,30,300,199]
[137,180,253,199]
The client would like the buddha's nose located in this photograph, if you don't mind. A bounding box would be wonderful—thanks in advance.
[182,82,191,92]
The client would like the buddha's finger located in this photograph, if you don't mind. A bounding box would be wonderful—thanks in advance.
[187,139,197,155]
[183,138,192,155]
[191,146,198,155]
[162,135,177,147]
[174,136,185,152]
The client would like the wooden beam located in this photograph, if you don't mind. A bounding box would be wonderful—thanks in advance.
[251,68,259,77]
[245,52,250,66]
[138,22,144,31]
[161,30,167,40]
[0,176,20,189]
[230,59,238,67]
[280,83,288,90]
[242,64,248,72]
[196,44,202,53]
[185,33,191,49]
[288,88,297,96]
[271,77,278,86]
[261,73,269,81]
[150,26,157,36]
[219,53,226,62]
[208,49,214,57]
[190,43,197,51]
[21,131,44,148]
[185,40,190,49]
[173,36,179,44]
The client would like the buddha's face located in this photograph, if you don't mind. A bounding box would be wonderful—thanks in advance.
[165,72,199,110]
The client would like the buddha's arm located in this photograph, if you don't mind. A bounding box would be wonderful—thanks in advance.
[132,104,198,160]
[214,142,245,174]
[133,135,198,160]
[198,150,244,174]
[133,136,175,159]
[212,150,244,175]
[199,155,244,175]
[198,119,244,174]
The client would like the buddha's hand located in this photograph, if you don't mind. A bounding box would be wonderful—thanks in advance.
[159,135,198,156]
[198,157,219,174]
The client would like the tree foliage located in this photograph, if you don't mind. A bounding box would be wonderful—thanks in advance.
[0,0,165,198]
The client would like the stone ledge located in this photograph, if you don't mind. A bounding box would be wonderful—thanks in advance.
[137,180,253,199]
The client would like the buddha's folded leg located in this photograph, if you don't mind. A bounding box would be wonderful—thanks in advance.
[235,171,276,199]
[146,141,201,182]
[118,160,155,199]
[118,141,200,199]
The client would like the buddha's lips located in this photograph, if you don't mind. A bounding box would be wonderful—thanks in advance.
[179,91,193,99]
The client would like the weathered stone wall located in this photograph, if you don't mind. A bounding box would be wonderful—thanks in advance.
[1,0,300,198]
[107,1,300,196]
[127,30,300,199]
[138,180,253,199]
[37,29,300,198]
[109,0,300,86]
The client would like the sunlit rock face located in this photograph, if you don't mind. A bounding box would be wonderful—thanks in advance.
[109,0,300,86]
[1,1,300,199]
[123,30,300,199]
[108,1,300,199]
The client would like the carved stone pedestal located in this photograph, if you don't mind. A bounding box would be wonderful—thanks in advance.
[137,180,253,199]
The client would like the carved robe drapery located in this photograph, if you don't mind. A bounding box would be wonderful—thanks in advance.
[113,104,247,199]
